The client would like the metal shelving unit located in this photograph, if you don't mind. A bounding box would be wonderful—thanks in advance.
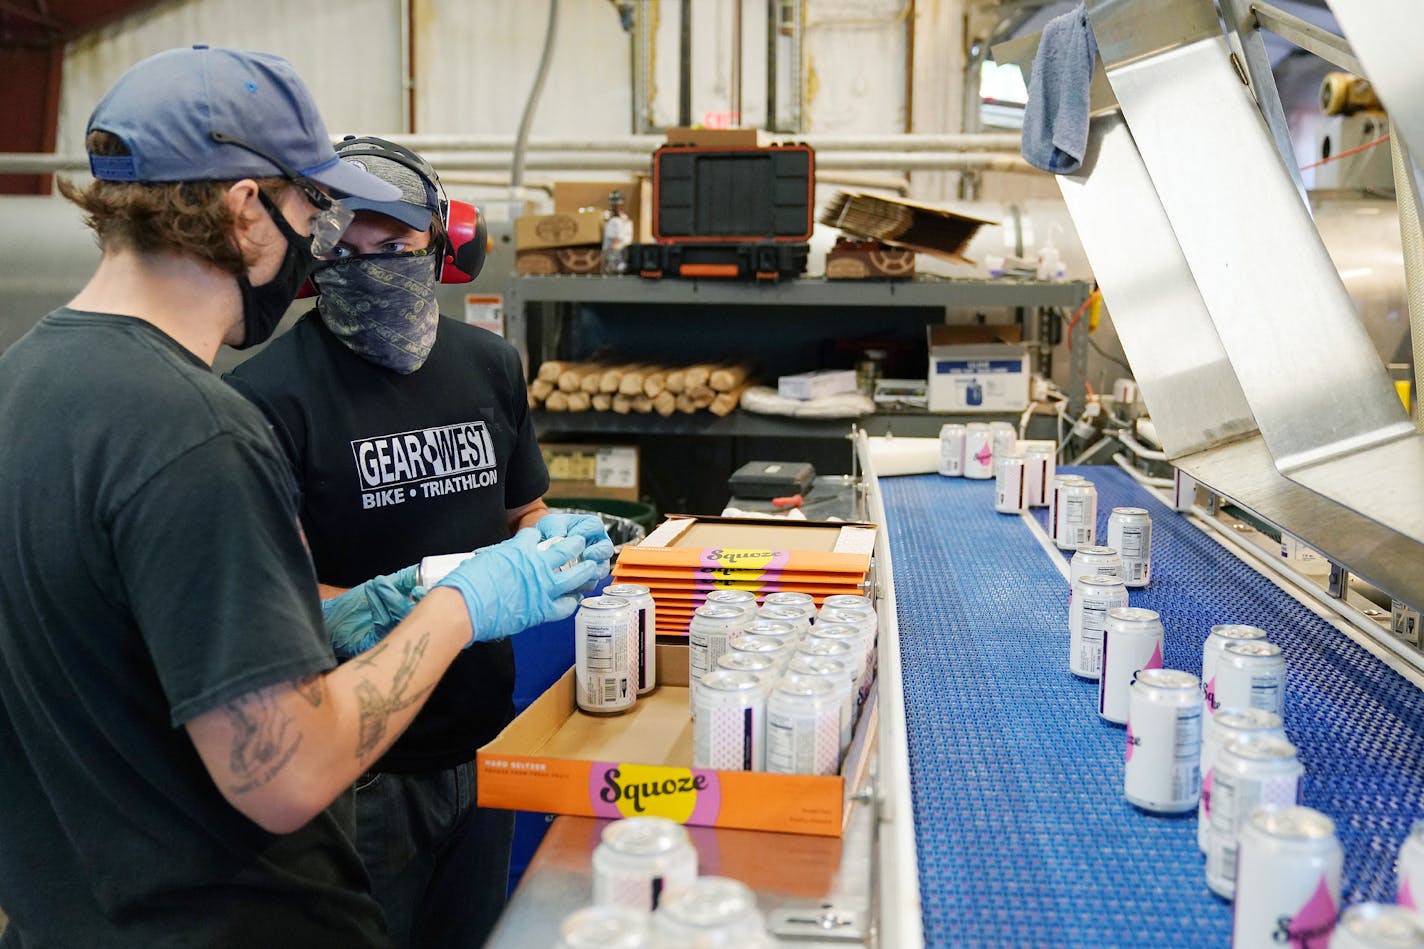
[533,408,1059,440]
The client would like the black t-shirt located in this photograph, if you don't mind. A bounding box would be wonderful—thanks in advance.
[226,312,549,772]
[0,310,387,948]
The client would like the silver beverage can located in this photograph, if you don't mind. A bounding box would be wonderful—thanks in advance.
[716,651,779,687]
[592,816,698,912]
[576,596,637,714]
[805,623,872,699]
[1206,734,1304,898]
[1202,625,1270,712]
[1069,574,1129,679]
[938,423,967,477]
[734,619,797,648]
[692,670,767,771]
[604,583,658,696]
[994,453,1029,514]
[766,674,843,776]
[1397,819,1424,911]
[786,654,856,754]
[963,422,995,479]
[795,635,858,677]
[1099,607,1164,725]
[1069,545,1124,593]
[1394,600,1422,648]
[652,876,766,945]
[1216,641,1288,717]
[556,905,653,949]
[989,420,1017,458]
[1049,474,1089,546]
[688,604,750,687]
[725,634,795,673]
[1331,903,1424,949]
[1057,481,1099,550]
[1198,707,1286,853]
[763,590,816,619]
[1232,805,1342,947]
[1106,507,1152,587]
[704,588,758,614]
[755,604,813,638]
[1124,668,1201,813]
[1021,442,1057,508]
[821,593,873,614]
[817,606,877,695]
[416,551,474,588]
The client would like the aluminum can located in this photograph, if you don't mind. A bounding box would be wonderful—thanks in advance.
[1198,707,1286,853]
[763,590,815,616]
[1201,625,1270,712]
[652,876,766,945]
[821,593,872,613]
[1397,819,1424,911]
[755,604,813,638]
[938,423,967,477]
[795,635,858,680]
[1049,474,1088,546]
[1331,903,1424,948]
[604,583,657,695]
[1099,607,1164,724]
[963,422,994,479]
[692,670,767,771]
[592,816,698,912]
[576,596,636,714]
[1057,481,1098,550]
[1216,640,1287,717]
[816,607,877,694]
[989,420,1017,457]
[1124,668,1201,812]
[1069,546,1123,593]
[556,905,653,949]
[416,551,474,588]
[994,453,1029,514]
[1394,600,1422,647]
[734,619,798,647]
[1068,574,1128,679]
[805,623,871,699]
[688,605,749,688]
[1018,440,1057,508]
[1106,507,1152,587]
[766,674,843,776]
[725,634,795,674]
[716,651,778,687]
[786,654,856,754]
[704,588,758,614]
[1206,735,1304,898]
[1232,805,1342,947]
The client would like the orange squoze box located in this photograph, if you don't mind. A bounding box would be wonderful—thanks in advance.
[616,514,876,576]
[477,644,877,837]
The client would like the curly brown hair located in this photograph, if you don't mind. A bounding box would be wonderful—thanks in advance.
[58,131,289,277]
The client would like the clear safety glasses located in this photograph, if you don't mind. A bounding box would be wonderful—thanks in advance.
[208,131,355,256]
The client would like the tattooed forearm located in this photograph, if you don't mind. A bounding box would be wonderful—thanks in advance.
[222,688,303,794]
[293,674,324,708]
[354,631,435,760]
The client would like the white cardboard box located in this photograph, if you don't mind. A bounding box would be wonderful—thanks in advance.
[926,325,1030,412]
[778,369,859,401]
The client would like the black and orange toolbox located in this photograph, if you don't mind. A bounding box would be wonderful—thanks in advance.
[632,143,814,281]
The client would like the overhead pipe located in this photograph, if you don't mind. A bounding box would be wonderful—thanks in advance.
[360,132,1024,152]
[510,0,561,196]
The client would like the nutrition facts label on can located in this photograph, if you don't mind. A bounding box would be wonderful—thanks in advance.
[586,632,613,671]
[1250,675,1282,710]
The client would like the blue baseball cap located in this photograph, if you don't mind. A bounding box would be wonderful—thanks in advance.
[85,45,399,202]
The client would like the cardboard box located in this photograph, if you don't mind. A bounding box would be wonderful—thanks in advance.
[926,324,1030,413]
[777,369,859,401]
[820,192,996,263]
[554,180,642,227]
[542,444,639,501]
[619,515,875,574]
[515,209,605,250]
[477,643,877,836]
[663,127,774,149]
[515,247,603,276]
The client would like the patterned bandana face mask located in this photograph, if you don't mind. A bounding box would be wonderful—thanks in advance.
[312,251,440,373]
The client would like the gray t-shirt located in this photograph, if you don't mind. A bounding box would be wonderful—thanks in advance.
[0,310,387,947]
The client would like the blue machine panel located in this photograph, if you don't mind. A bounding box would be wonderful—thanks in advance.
[882,467,1424,947]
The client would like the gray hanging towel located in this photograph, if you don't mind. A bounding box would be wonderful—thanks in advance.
[1020,3,1098,175]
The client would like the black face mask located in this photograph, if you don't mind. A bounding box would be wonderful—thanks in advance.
[233,191,319,350]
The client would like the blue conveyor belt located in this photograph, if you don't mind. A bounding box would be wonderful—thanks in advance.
[882,466,1424,948]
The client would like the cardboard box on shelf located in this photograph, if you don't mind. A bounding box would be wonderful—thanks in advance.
[515,209,605,250]
[515,247,603,276]
[542,444,639,502]
[476,643,877,837]
[663,127,774,149]
[926,324,1030,413]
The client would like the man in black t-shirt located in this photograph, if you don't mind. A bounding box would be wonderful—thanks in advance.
[226,137,612,948]
[0,49,600,948]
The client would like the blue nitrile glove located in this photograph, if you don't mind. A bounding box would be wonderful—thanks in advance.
[435,528,600,645]
[535,512,616,565]
[322,564,423,659]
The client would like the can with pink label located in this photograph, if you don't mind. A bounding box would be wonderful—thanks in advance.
[1201,625,1269,713]
[1332,903,1424,948]
[692,670,767,771]
[592,816,698,912]
[1206,735,1304,898]
[994,453,1028,514]
[1397,820,1424,911]
[1099,607,1164,725]
[604,583,657,695]
[1232,805,1341,948]
[1124,668,1201,813]
[765,674,843,776]
[1198,707,1285,853]
[963,423,995,479]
